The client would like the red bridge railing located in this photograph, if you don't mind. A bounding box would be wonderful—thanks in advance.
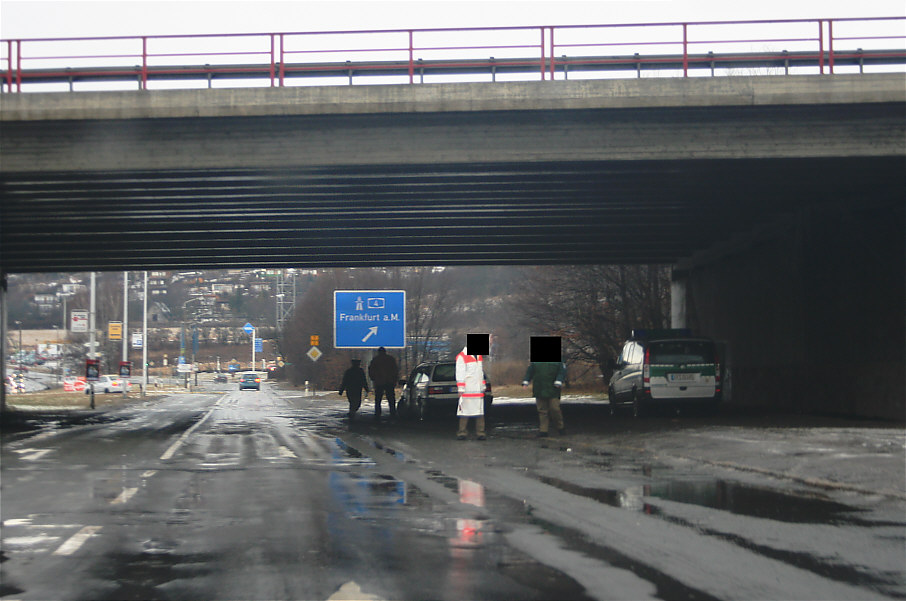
[3,17,904,92]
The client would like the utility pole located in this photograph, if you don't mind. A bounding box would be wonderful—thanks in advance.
[122,271,129,399]
[89,272,96,409]
[142,271,148,398]
[122,272,128,363]
[89,272,97,360]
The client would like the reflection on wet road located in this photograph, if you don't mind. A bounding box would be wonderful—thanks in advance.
[2,384,904,600]
[0,385,592,601]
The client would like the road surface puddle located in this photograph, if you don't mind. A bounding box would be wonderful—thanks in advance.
[89,551,216,600]
[325,468,593,600]
[536,474,868,525]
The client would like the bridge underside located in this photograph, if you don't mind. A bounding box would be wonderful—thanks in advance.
[2,156,902,272]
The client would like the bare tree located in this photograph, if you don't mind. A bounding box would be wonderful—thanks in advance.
[402,267,459,373]
[515,264,671,381]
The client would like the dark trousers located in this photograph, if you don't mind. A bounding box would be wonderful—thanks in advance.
[373,385,396,416]
[346,391,363,416]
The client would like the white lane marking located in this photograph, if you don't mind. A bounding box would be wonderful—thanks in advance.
[3,518,82,530]
[13,448,53,461]
[297,434,326,458]
[278,445,297,459]
[15,430,59,445]
[52,526,102,556]
[4,535,62,548]
[110,487,139,505]
[160,395,227,461]
[328,581,386,601]
[141,470,158,478]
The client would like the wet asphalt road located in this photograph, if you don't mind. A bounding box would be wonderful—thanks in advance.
[1,381,904,601]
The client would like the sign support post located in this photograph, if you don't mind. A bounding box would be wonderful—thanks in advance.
[243,323,256,371]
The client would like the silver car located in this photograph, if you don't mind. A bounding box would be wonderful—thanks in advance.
[398,361,492,420]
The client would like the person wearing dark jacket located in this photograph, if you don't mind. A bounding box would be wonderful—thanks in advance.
[339,359,369,420]
[523,361,568,437]
[368,347,399,420]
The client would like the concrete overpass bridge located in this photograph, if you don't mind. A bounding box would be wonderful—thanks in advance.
[1,71,904,418]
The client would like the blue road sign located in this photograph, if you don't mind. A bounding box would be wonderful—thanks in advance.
[243,322,255,334]
[334,290,406,349]
[254,338,263,353]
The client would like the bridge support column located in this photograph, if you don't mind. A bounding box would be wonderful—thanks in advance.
[670,272,686,329]
[679,201,904,419]
[1,272,7,412]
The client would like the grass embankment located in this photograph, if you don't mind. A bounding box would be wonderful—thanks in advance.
[5,389,169,410]
[492,384,608,400]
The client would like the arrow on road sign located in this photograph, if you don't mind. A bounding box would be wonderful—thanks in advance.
[361,326,378,343]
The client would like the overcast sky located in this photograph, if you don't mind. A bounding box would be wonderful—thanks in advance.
[2,0,904,39]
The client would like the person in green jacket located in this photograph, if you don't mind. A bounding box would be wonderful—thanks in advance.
[522,360,567,437]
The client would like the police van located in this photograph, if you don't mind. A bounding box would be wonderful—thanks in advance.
[608,329,721,416]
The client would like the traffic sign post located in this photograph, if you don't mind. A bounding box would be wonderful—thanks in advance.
[86,359,99,409]
[243,323,256,371]
[119,361,132,399]
[334,290,406,349]
[85,359,100,381]
[71,310,89,333]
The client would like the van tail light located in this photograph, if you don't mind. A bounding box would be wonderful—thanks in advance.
[643,347,651,389]
[428,386,445,395]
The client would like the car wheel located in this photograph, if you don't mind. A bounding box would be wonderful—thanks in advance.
[607,387,617,416]
[632,390,645,418]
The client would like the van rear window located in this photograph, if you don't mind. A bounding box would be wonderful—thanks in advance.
[649,341,715,364]
[433,364,456,381]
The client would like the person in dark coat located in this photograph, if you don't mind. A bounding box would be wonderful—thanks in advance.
[339,359,369,420]
[523,361,567,437]
[368,347,399,420]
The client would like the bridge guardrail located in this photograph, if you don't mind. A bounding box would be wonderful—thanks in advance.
[3,17,905,92]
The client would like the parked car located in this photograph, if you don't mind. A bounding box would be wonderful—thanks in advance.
[213,373,229,383]
[84,375,132,394]
[608,329,721,416]
[6,374,25,393]
[398,361,492,420]
[238,372,261,391]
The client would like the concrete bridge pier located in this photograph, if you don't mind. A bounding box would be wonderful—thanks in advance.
[1,273,8,411]
[674,201,904,420]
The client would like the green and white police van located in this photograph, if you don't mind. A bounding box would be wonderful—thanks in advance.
[608,329,721,416]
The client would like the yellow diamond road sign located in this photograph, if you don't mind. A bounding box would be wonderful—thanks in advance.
[307,346,322,362]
